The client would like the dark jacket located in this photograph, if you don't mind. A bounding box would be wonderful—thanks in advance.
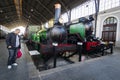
[6,32,21,49]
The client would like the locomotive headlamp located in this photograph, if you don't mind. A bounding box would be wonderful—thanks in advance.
[59,17,64,24]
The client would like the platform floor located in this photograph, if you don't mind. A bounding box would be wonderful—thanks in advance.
[0,40,40,80]
[39,47,120,80]
[0,39,120,80]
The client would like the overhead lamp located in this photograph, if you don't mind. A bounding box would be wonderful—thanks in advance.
[31,9,34,12]
[86,5,88,7]
[5,16,8,19]
[27,19,29,21]
[28,16,31,18]
[0,10,3,13]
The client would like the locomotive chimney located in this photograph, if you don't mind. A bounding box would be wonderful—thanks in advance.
[54,3,61,24]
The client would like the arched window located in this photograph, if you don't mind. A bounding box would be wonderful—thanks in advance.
[102,17,117,44]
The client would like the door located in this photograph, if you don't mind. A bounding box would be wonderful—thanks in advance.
[102,17,117,44]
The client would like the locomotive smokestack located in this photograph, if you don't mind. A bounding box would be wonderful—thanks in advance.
[54,3,61,24]
[50,3,67,43]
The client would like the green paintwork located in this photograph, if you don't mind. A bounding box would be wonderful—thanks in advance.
[70,23,85,39]
[31,33,37,41]
[31,29,47,43]
[39,30,47,42]
[36,34,40,42]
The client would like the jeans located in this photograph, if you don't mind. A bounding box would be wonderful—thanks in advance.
[7,48,18,65]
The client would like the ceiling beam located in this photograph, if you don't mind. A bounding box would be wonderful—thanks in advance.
[0,5,15,10]
[6,20,26,29]
[22,5,47,22]
[22,7,44,23]
[23,0,54,23]
[0,19,19,26]
[23,8,41,24]
[23,0,48,23]
[23,16,36,25]
[22,15,40,25]
[58,0,69,12]
[36,0,54,17]
[14,0,22,20]
[0,15,18,21]
[0,10,17,16]
[3,19,19,26]
[33,8,48,22]
[0,13,18,19]
[22,16,34,25]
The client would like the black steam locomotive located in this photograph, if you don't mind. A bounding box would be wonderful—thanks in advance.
[26,3,113,68]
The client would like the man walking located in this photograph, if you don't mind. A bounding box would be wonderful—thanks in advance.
[6,29,21,69]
